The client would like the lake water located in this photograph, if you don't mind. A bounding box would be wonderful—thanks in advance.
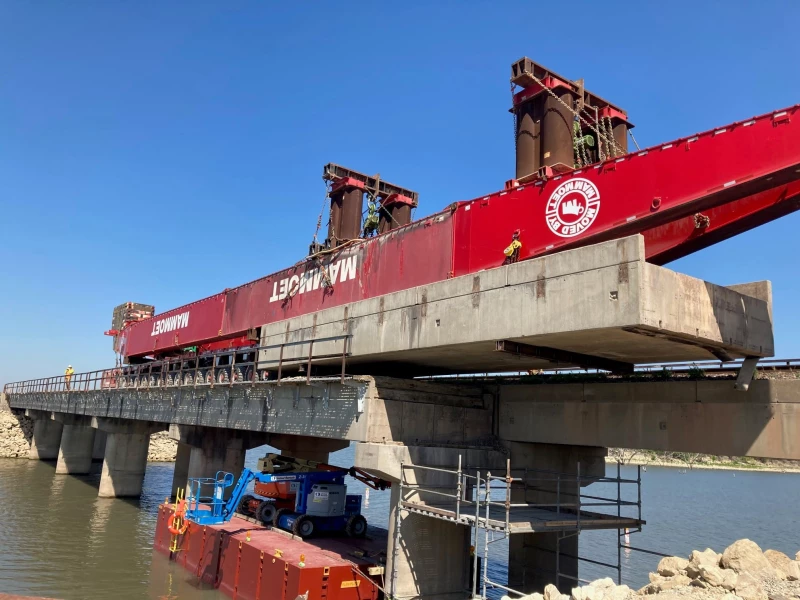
[0,446,797,599]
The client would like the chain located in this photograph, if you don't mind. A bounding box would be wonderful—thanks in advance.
[511,81,518,157]
[604,116,617,158]
[572,119,584,168]
[313,181,332,245]
[522,69,624,157]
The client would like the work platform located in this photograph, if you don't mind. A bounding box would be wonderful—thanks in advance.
[400,502,641,534]
[391,459,647,599]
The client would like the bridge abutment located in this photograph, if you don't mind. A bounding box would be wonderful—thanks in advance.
[53,414,96,475]
[26,410,63,460]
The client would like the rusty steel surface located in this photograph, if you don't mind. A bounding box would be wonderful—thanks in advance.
[322,162,419,203]
[328,185,365,244]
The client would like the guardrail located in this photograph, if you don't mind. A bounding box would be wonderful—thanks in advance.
[3,334,352,395]
[417,357,800,382]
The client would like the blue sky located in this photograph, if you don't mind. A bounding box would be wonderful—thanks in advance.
[2,1,800,385]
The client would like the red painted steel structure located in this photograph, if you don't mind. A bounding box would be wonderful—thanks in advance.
[118,92,800,361]
[153,504,382,600]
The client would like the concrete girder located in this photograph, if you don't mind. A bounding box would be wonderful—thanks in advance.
[258,235,774,375]
[499,378,800,460]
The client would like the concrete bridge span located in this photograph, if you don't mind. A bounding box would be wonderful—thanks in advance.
[2,232,791,599]
[4,369,799,599]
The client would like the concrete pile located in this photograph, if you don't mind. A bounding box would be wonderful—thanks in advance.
[503,540,800,600]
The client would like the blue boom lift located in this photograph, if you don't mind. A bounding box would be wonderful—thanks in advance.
[183,455,390,539]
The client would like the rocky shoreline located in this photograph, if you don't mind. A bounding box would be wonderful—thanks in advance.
[507,540,800,600]
[0,399,177,462]
[606,451,800,474]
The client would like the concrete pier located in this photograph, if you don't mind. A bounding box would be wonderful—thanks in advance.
[55,418,96,475]
[92,430,107,462]
[506,442,607,593]
[27,410,63,460]
[169,426,268,499]
[271,434,349,464]
[170,442,191,499]
[96,419,164,498]
[356,443,505,600]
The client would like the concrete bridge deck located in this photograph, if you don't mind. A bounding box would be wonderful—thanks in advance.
[257,235,774,376]
[5,368,799,600]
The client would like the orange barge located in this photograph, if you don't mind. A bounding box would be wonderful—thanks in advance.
[153,504,384,600]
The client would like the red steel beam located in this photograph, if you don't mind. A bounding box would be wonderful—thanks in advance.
[643,181,800,265]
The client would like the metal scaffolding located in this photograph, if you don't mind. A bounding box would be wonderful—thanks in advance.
[391,458,649,599]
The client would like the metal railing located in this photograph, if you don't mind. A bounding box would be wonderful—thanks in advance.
[3,334,352,395]
[392,458,659,599]
[416,357,800,382]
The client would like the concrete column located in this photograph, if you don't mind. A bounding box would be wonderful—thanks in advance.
[506,442,608,594]
[271,434,349,464]
[355,443,506,600]
[387,484,472,600]
[56,424,96,475]
[169,425,269,500]
[27,412,62,460]
[99,431,151,497]
[95,418,166,498]
[92,430,107,462]
[170,441,191,499]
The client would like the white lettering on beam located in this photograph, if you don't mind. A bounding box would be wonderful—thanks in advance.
[151,311,190,336]
[269,255,358,303]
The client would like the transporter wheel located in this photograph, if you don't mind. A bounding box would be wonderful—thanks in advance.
[119,377,127,389]
[346,514,368,538]
[292,515,314,539]
[256,501,277,525]
[217,369,230,384]
[165,374,174,387]
[260,370,270,382]
[237,494,256,516]
[183,372,194,386]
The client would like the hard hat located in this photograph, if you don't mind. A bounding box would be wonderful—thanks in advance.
[68,365,72,368]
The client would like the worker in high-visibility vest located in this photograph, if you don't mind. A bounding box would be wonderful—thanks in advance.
[503,230,522,265]
[65,365,74,390]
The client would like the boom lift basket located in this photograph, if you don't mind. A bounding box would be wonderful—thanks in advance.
[185,471,235,525]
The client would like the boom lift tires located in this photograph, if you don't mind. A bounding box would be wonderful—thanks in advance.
[257,500,277,525]
[292,515,315,538]
[346,514,367,538]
